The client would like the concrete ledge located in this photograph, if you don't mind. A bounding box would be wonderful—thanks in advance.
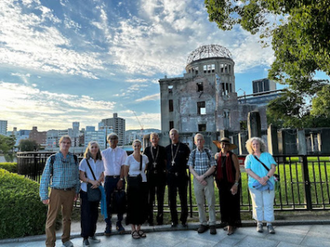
[2,219,330,244]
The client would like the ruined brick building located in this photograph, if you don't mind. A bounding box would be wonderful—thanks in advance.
[158,44,281,151]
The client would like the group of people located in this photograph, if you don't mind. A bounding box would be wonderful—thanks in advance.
[39,129,278,247]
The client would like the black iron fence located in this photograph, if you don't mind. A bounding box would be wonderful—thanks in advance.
[16,153,330,214]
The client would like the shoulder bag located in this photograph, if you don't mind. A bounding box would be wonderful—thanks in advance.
[86,159,101,202]
[253,155,279,182]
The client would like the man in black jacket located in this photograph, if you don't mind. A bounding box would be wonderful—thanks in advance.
[144,132,167,225]
[165,128,190,227]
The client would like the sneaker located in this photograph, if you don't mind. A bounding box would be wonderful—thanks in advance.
[104,225,112,236]
[197,224,209,233]
[89,236,101,243]
[257,223,263,233]
[82,239,89,247]
[210,225,217,235]
[116,221,125,234]
[267,224,275,234]
[62,240,74,247]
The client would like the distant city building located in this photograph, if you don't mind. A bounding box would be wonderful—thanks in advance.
[7,128,31,146]
[0,120,8,136]
[99,113,125,146]
[86,126,95,132]
[72,122,80,138]
[252,78,276,94]
[84,130,106,149]
[29,126,47,148]
[46,129,59,149]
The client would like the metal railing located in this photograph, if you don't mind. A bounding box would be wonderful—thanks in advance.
[16,153,330,214]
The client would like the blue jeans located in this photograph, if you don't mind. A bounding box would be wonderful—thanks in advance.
[104,176,126,225]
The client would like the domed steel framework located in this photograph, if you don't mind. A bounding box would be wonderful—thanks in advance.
[186,44,232,65]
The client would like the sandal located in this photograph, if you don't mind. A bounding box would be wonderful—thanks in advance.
[131,230,140,239]
[138,230,146,238]
[227,226,235,235]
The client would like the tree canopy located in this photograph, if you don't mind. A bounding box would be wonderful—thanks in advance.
[18,139,40,151]
[0,135,16,153]
[205,0,330,127]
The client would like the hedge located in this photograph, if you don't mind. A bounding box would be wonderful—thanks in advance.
[0,169,47,239]
[0,162,17,173]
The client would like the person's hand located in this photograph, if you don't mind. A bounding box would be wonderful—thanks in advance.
[259,177,267,185]
[117,179,123,190]
[91,180,100,189]
[74,193,79,201]
[200,179,207,186]
[196,175,204,183]
[42,199,49,205]
[230,184,238,195]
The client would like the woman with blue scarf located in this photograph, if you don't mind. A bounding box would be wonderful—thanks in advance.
[245,137,277,234]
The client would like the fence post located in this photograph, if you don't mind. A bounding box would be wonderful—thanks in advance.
[188,169,193,218]
[301,155,312,210]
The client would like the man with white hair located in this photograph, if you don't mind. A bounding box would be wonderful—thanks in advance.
[143,132,166,226]
[188,133,217,235]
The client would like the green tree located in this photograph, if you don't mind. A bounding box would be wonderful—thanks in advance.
[205,0,330,126]
[311,84,330,117]
[18,139,40,151]
[0,135,16,153]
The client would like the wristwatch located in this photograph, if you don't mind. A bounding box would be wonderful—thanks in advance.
[120,177,124,181]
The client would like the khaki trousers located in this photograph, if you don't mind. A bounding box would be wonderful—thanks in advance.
[45,188,76,247]
[193,176,216,226]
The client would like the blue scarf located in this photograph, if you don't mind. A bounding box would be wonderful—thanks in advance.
[98,185,108,220]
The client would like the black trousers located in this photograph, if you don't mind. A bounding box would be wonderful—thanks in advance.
[147,174,166,224]
[80,190,99,239]
[167,174,188,224]
[104,176,126,225]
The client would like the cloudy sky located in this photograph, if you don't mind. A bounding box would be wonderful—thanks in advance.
[0,0,288,131]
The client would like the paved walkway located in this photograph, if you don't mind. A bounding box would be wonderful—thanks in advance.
[1,220,330,247]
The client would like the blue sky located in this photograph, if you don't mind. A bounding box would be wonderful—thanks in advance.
[0,0,293,131]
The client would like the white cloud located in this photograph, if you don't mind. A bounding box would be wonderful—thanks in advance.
[0,81,116,130]
[0,0,105,79]
[106,0,274,77]
[135,93,159,102]
[125,78,149,83]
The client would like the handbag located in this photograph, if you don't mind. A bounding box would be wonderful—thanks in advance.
[253,155,280,191]
[127,155,143,188]
[111,189,127,214]
[86,159,101,202]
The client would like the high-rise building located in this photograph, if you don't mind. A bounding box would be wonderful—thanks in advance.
[72,122,80,137]
[0,120,8,136]
[99,113,125,146]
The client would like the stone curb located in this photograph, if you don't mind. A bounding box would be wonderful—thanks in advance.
[2,219,330,244]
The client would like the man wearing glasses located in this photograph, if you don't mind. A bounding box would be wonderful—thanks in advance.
[39,135,80,247]
[101,133,127,236]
